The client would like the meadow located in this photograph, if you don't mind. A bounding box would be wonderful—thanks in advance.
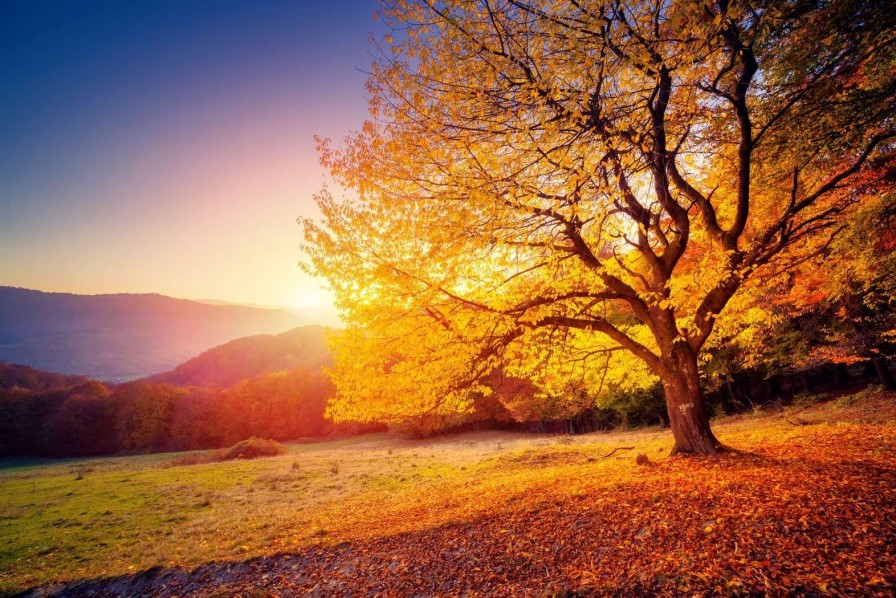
[2,390,895,596]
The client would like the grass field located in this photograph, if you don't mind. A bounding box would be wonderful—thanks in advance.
[2,390,895,596]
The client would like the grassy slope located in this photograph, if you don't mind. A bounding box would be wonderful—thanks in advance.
[1,391,895,595]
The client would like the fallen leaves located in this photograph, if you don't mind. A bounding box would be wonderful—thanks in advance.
[16,397,896,596]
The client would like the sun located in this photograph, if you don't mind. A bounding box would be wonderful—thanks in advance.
[294,292,324,309]
[292,284,337,310]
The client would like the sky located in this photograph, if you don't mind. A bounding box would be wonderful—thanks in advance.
[0,0,382,317]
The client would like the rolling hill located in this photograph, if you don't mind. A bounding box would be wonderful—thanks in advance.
[0,362,90,392]
[147,325,332,388]
[0,287,308,381]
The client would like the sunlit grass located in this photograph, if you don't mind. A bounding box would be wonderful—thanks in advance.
[1,391,893,594]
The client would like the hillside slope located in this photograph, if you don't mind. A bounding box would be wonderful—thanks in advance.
[147,325,332,388]
[0,287,306,381]
[0,362,90,392]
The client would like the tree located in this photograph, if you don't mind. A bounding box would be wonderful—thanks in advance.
[41,382,116,456]
[748,191,896,389]
[303,0,896,454]
[114,382,185,452]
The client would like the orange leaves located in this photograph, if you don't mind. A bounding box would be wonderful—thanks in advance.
[303,0,896,456]
[18,394,896,595]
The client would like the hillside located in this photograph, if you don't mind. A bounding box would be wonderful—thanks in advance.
[3,390,894,596]
[0,362,90,392]
[147,326,332,388]
[0,287,307,381]
[0,361,338,458]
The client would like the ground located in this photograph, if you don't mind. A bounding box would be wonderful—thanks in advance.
[2,390,895,596]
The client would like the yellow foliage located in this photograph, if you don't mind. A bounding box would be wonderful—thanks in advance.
[302,0,896,449]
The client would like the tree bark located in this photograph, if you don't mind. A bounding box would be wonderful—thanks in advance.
[871,358,896,391]
[835,363,851,386]
[659,344,720,456]
[800,372,812,395]
[725,380,737,403]
[768,376,780,400]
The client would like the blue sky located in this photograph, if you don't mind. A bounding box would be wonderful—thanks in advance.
[0,0,381,313]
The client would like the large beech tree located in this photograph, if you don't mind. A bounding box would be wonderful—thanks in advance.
[304,0,896,454]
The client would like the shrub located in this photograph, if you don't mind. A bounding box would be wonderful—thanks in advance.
[837,385,883,408]
[793,393,827,408]
[168,437,286,466]
[218,437,286,461]
[711,403,726,420]
[598,384,667,428]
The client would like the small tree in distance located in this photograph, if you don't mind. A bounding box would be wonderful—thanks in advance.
[303,0,896,454]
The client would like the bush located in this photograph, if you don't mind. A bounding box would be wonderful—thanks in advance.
[836,385,883,408]
[599,384,667,428]
[169,437,286,467]
[218,437,286,461]
[793,392,827,408]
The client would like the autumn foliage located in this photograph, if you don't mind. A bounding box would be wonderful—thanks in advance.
[0,368,339,458]
[303,0,896,454]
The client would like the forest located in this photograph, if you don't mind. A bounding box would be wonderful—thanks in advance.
[0,363,350,457]
[2,269,891,459]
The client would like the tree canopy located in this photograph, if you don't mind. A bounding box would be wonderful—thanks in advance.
[303,0,896,454]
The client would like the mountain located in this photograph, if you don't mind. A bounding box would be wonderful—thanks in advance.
[148,325,333,388]
[196,298,342,328]
[0,287,307,381]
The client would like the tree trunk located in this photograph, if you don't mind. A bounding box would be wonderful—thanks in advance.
[725,380,737,403]
[835,363,851,386]
[659,345,720,456]
[768,376,780,400]
[871,358,896,391]
[800,372,812,394]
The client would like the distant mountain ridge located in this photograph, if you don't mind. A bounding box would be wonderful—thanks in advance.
[0,287,308,381]
[147,325,332,388]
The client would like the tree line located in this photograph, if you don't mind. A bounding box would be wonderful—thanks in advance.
[0,366,378,458]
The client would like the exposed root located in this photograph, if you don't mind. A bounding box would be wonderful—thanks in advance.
[670,441,728,457]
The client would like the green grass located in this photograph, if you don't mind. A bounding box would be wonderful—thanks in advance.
[0,431,534,594]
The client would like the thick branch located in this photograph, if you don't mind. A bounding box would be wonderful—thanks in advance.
[723,38,758,248]
[534,314,662,373]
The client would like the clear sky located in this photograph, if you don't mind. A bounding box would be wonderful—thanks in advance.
[0,0,380,314]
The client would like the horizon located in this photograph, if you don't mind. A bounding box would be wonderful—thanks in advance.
[0,0,381,311]
[0,283,333,314]
[0,284,344,333]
